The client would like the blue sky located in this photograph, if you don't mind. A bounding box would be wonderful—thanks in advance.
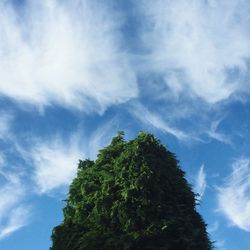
[0,0,250,249]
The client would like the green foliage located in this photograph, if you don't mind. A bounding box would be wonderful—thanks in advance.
[51,132,212,250]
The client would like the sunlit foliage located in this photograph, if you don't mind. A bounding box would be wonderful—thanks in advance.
[51,132,212,250]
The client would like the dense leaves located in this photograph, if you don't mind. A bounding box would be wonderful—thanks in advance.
[51,132,212,250]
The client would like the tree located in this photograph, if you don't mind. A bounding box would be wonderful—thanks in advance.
[51,132,212,250]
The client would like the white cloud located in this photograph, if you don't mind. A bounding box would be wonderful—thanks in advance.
[31,120,117,193]
[0,0,137,112]
[207,118,231,145]
[0,206,30,240]
[218,159,250,231]
[31,135,84,193]
[194,165,207,199]
[0,171,30,240]
[88,119,117,159]
[0,154,5,166]
[0,112,12,140]
[129,103,189,141]
[140,0,250,103]
[207,221,219,234]
[214,239,226,250]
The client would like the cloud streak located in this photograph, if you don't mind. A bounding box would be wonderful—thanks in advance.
[194,165,207,199]
[218,159,250,231]
[207,118,231,145]
[130,103,189,141]
[0,170,30,239]
[31,135,84,193]
[0,112,13,140]
[30,119,117,193]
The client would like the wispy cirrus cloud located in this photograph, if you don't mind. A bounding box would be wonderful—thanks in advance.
[30,119,117,194]
[0,0,137,112]
[129,103,189,141]
[31,135,84,194]
[139,0,250,103]
[207,118,231,145]
[194,165,207,199]
[0,206,30,240]
[207,221,219,234]
[0,170,30,240]
[0,112,13,140]
[218,158,250,231]
[87,119,119,159]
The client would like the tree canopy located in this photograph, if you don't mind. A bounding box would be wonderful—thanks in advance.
[51,132,212,250]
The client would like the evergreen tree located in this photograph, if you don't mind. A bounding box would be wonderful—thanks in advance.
[51,132,212,250]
